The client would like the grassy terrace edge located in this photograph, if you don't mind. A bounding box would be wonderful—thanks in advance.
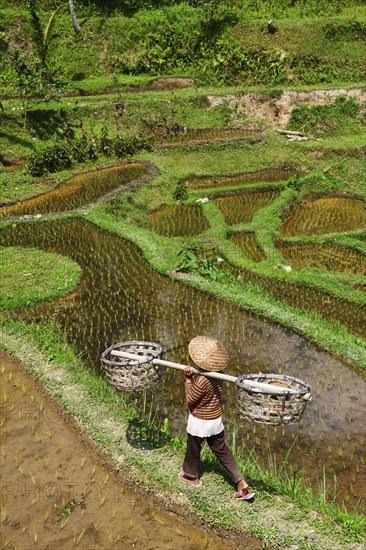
[85,209,366,371]
[0,318,365,549]
[0,246,82,309]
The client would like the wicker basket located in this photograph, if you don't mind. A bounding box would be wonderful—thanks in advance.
[236,373,311,425]
[101,341,162,391]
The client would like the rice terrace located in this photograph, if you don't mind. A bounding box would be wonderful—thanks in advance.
[0,1,365,549]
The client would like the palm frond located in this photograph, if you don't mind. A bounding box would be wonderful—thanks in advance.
[44,5,65,52]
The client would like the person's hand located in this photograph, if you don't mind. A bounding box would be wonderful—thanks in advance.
[184,367,194,379]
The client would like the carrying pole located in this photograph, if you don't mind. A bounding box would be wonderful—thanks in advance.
[110,349,305,396]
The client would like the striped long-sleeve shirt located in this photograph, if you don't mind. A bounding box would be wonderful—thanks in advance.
[185,375,223,420]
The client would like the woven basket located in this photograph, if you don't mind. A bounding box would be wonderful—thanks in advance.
[101,341,162,391]
[236,373,311,425]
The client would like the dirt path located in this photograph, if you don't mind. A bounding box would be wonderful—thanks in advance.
[206,87,366,127]
[0,353,238,550]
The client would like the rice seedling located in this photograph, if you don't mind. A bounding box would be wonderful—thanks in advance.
[1,507,8,523]
[74,527,87,545]
[60,516,70,530]
[32,524,38,543]
[150,512,166,526]
[45,425,54,439]
[93,520,102,533]
[29,471,36,485]
[113,533,127,544]
[44,506,51,522]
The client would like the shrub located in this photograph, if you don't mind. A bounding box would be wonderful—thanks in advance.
[172,181,188,201]
[288,96,361,136]
[113,135,153,158]
[28,144,71,176]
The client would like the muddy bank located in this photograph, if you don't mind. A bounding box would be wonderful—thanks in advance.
[207,88,366,128]
[0,352,247,550]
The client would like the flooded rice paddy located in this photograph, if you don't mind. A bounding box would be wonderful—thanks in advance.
[0,163,150,218]
[228,232,265,262]
[141,188,365,337]
[278,242,366,276]
[186,167,294,190]
[0,353,236,550]
[214,189,281,225]
[147,204,209,237]
[281,196,366,236]
[1,218,365,509]
[232,264,366,339]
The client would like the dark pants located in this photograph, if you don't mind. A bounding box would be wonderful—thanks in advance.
[182,430,242,484]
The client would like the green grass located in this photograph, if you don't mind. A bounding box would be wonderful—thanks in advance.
[0,246,82,309]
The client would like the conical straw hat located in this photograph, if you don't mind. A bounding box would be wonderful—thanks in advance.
[188,336,230,372]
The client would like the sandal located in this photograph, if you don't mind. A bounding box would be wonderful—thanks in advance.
[234,490,255,500]
[178,472,202,487]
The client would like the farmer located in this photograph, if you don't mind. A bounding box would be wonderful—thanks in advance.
[179,335,255,500]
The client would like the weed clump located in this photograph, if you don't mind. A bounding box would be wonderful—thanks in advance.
[288,96,363,137]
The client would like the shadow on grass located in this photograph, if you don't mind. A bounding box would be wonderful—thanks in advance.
[126,417,168,450]
[0,131,35,151]
[27,109,75,142]
[199,445,280,495]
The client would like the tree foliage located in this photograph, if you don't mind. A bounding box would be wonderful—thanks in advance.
[27,0,64,77]
[8,49,60,128]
